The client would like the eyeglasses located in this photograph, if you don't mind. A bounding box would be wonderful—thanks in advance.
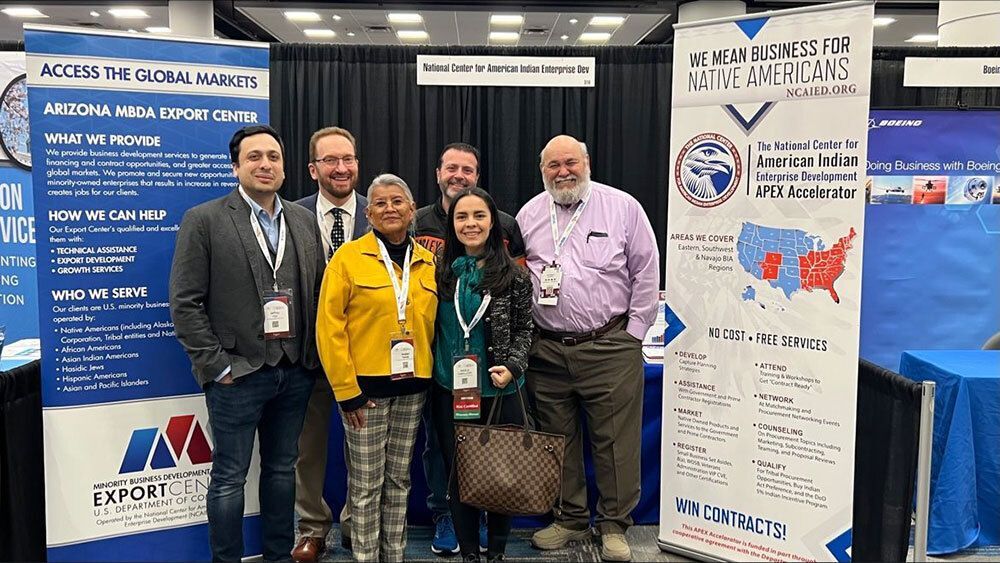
[370,196,410,210]
[313,155,357,167]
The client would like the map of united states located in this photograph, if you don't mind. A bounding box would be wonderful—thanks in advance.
[737,222,855,303]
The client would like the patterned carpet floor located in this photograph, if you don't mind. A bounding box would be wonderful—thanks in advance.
[310,525,687,562]
[296,525,1000,562]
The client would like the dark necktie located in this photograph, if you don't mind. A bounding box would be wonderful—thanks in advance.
[329,208,345,259]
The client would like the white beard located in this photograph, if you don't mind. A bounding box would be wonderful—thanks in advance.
[544,171,590,205]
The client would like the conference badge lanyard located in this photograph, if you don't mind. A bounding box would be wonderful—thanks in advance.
[244,192,295,340]
[540,196,589,306]
[453,278,491,419]
[377,237,415,380]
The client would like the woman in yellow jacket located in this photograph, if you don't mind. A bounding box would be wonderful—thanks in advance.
[316,173,437,563]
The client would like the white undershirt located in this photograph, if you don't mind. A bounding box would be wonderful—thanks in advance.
[316,190,357,261]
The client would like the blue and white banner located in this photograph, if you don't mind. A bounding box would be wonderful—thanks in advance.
[0,51,37,356]
[25,25,269,560]
[862,109,1000,370]
[661,2,872,561]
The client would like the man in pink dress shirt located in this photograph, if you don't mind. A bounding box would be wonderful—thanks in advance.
[516,134,660,562]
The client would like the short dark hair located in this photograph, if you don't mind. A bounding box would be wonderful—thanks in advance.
[437,142,480,173]
[229,125,285,164]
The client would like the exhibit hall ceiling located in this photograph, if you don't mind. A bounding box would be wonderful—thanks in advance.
[0,1,942,47]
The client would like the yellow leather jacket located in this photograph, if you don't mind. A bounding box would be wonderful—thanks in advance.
[316,231,438,404]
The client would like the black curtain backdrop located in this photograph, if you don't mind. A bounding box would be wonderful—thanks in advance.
[269,44,672,275]
[0,360,44,562]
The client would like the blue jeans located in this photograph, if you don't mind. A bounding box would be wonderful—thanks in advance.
[421,396,450,520]
[204,362,315,562]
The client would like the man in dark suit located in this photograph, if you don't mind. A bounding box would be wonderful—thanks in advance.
[291,126,369,563]
[170,125,325,563]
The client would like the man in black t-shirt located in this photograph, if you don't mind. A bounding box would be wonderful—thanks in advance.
[414,142,524,555]
[415,142,525,261]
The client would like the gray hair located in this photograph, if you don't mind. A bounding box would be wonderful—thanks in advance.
[366,173,414,202]
[538,139,589,162]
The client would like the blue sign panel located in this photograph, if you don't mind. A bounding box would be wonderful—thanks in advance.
[862,110,1000,369]
[26,27,269,561]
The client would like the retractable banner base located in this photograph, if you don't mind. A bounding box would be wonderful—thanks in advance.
[661,2,873,561]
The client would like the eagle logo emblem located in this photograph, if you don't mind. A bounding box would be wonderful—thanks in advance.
[674,133,741,208]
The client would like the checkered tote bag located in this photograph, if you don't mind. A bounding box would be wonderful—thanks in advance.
[453,385,565,516]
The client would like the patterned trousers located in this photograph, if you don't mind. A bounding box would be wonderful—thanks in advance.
[342,391,426,562]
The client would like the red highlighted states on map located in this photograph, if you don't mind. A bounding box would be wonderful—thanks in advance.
[796,228,856,303]
[760,252,783,280]
[740,222,857,304]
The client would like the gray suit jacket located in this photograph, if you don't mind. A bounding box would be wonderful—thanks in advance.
[169,189,325,387]
[295,191,369,243]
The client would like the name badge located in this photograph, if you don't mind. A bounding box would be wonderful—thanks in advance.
[453,354,481,419]
[389,331,415,380]
[538,264,562,306]
[262,289,295,339]
[453,354,479,389]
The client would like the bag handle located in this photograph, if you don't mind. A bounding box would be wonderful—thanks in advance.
[481,380,533,448]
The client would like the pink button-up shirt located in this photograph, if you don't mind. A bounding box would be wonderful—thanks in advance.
[516,181,660,340]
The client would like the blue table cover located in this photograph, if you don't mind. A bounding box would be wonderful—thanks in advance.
[0,357,34,371]
[899,350,1000,554]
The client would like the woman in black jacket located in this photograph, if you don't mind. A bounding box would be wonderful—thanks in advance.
[432,187,533,562]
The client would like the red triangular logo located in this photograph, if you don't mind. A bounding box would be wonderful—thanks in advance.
[165,415,194,459]
[186,421,213,464]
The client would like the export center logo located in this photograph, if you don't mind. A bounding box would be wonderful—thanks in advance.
[675,133,742,208]
[119,414,213,474]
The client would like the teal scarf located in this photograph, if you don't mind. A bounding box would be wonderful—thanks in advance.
[453,255,483,327]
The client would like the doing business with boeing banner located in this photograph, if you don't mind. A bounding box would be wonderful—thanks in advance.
[862,109,1000,371]
[24,24,268,561]
[661,2,873,561]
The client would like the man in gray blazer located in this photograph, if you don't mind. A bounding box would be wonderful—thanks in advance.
[291,126,369,563]
[169,125,325,563]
